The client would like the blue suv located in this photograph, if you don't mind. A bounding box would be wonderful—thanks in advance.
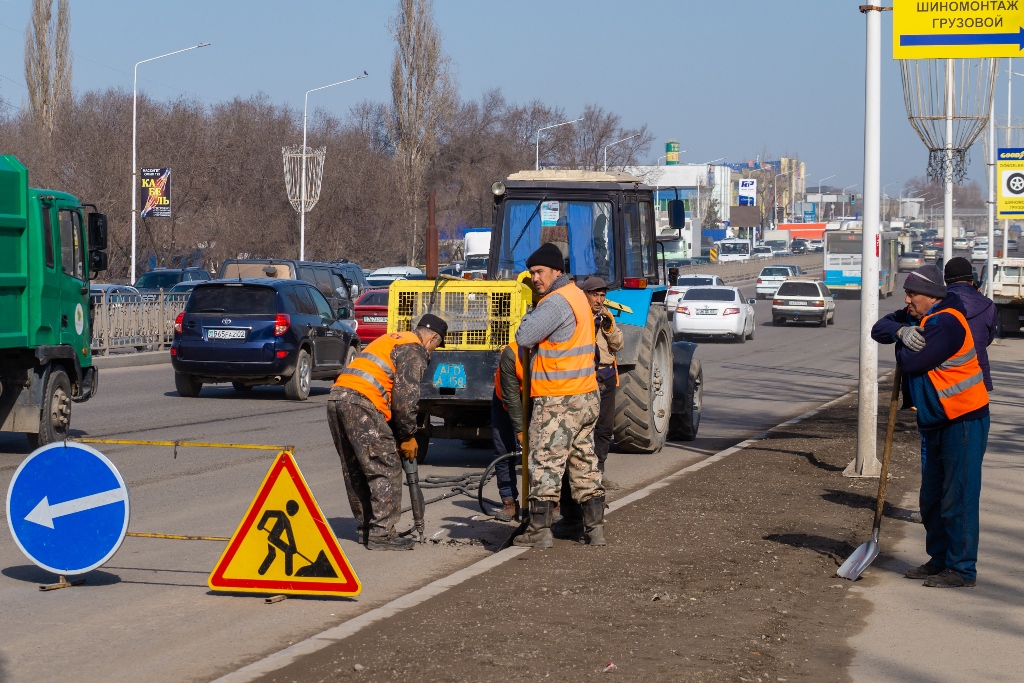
[171,279,359,399]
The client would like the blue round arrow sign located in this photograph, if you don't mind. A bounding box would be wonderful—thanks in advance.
[6,442,129,575]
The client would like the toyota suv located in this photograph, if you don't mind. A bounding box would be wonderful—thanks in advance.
[171,279,359,400]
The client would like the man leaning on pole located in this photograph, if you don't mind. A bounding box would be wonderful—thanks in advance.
[513,242,605,549]
[871,265,989,587]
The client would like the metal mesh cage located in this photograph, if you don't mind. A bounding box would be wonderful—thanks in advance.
[282,145,326,213]
[389,280,532,350]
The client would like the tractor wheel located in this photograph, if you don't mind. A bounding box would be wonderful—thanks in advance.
[668,360,702,441]
[614,304,672,453]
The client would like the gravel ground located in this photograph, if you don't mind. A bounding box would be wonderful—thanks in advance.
[254,388,923,683]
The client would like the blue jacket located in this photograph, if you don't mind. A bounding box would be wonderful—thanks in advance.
[871,293,989,429]
[946,281,996,390]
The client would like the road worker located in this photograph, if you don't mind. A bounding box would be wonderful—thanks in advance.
[492,339,524,519]
[327,314,448,550]
[513,242,605,548]
[872,265,990,587]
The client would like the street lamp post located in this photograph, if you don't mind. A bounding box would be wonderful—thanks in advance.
[131,42,210,284]
[535,118,583,171]
[694,157,724,256]
[603,134,640,172]
[815,174,836,221]
[300,72,368,261]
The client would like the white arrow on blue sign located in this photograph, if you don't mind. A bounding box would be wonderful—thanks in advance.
[6,442,129,575]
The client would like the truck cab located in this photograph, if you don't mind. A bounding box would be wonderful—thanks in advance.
[0,155,108,446]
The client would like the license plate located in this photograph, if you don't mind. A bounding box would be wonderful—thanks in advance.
[789,301,807,306]
[433,363,467,389]
[363,316,387,323]
[696,308,717,316]
[207,328,246,340]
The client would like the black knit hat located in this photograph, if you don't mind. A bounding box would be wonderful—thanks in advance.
[525,242,565,272]
[944,256,974,284]
[904,264,947,299]
[416,313,448,347]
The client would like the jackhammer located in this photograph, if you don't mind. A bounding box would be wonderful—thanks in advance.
[403,457,426,543]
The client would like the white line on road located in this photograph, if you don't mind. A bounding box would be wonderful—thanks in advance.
[24,488,127,529]
[212,381,867,683]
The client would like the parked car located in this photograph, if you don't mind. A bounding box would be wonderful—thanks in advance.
[366,266,423,288]
[665,274,726,314]
[672,286,755,343]
[772,279,835,327]
[774,264,804,276]
[218,259,356,322]
[952,237,970,251]
[808,239,824,253]
[790,239,809,254]
[331,260,370,296]
[897,252,926,272]
[752,246,774,259]
[755,266,795,299]
[171,279,359,400]
[353,288,389,344]
[90,283,141,306]
[133,268,212,299]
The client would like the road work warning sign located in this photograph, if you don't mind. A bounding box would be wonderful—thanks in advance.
[893,0,1024,59]
[997,148,1024,217]
[208,451,361,597]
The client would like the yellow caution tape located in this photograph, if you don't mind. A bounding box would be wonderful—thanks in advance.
[127,532,230,541]
[73,438,291,452]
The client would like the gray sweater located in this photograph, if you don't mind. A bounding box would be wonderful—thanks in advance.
[515,275,577,348]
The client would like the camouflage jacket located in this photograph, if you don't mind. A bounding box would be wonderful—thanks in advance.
[388,342,430,440]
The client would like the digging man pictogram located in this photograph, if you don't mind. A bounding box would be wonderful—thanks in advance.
[256,500,338,578]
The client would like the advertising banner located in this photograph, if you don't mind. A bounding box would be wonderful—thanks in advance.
[140,168,171,218]
[997,148,1024,218]
[738,178,757,206]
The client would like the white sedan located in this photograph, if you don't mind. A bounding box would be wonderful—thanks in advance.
[672,286,756,343]
[665,274,726,314]
[971,244,989,262]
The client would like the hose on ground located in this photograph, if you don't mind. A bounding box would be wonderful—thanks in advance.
[397,451,521,520]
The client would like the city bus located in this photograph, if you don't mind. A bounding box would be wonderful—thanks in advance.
[823,229,898,296]
[715,238,751,262]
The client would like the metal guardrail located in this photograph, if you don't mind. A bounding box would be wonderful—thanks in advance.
[666,253,824,285]
[90,292,189,356]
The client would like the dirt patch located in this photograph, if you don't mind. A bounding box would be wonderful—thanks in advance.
[256,391,922,683]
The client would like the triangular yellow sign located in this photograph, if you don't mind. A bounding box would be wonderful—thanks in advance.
[208,451,361,596]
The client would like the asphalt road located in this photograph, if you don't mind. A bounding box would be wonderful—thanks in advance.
[0,279,900,683]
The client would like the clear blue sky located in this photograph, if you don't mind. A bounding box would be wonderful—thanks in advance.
[0,0,1014,192]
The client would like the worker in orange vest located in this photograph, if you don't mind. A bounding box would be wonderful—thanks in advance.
[872,265,989,587]
[512,243,604,548]
[328,314,448,550]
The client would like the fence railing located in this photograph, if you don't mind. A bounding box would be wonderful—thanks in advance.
[90,293,189,356]
[664,253,824,285]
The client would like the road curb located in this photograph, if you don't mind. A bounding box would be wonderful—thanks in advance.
[92,352,171,370]
[211,382,865,683]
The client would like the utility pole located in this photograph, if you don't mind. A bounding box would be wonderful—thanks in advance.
[846,4,884,478]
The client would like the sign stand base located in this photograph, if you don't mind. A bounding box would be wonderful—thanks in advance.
[39,575,86,591]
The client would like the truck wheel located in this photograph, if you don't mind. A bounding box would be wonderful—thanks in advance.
[614,304,671,453]
[27,368,72,449]
[175,372,203,397]
[284,349,311,400]
[669,360,702,441]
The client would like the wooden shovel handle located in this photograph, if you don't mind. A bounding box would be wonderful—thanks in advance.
[873,368,902,531]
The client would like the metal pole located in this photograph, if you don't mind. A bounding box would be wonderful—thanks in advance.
[944,58,955,266]
[602,134,640,172]
[848,5,882,478]
[1005,60,1012,262]
[534,118,584,172]
[988,65,997,297]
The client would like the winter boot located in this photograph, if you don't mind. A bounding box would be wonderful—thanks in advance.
[513,500,554,549]
[366,534,416,551]
[552,500,584,539]
[495,497,518,522]
[582,496,607,546]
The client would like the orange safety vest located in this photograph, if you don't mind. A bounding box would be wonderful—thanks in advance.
[919,307,989,420]
[333,331,422,421]
[494,341,524,405]
[531,285,598,398]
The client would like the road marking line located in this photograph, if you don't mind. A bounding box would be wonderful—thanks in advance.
[212,382,866,683]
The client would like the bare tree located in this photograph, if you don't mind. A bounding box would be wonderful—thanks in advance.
[24,0,72,139]
[388,0,457,265]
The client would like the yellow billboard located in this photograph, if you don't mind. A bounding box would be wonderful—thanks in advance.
[997,148,1024,219]
[893,0,1024,59]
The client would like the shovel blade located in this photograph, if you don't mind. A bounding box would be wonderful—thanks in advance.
[837,538,879,580]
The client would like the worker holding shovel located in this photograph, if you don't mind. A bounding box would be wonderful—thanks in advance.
[871,265,990,588]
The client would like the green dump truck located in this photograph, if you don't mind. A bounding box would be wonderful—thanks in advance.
[0,155,108,446]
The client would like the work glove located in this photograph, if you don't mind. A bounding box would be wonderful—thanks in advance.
[896,325,926,352]
[601,313,614,332]
[517,432,524,447]
[398,437,418,463]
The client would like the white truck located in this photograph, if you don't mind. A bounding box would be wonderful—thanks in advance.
[463,229,491,279]
[762,229,791,255]
[983,257,1024,335]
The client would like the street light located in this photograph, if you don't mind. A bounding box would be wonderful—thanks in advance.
[694,157,724,239]
[131,42,210,284]
[881,181,897,220]
[603,134,640,172]
[816,174,836,221]
[299,71,369,260]
[535,118,583,171]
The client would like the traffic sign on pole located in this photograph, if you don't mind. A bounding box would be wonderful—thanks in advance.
[894,0,1024,59]
[208,451,361,597]
[997,147,1024,217]
[6,443,129,575]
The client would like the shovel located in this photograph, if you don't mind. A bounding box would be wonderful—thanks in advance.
[837,368,902,581]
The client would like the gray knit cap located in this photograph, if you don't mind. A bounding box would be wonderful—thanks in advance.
[904,264,947,299]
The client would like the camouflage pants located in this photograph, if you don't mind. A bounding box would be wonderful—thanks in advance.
[527,390,602,504]
[327,387,402,542]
